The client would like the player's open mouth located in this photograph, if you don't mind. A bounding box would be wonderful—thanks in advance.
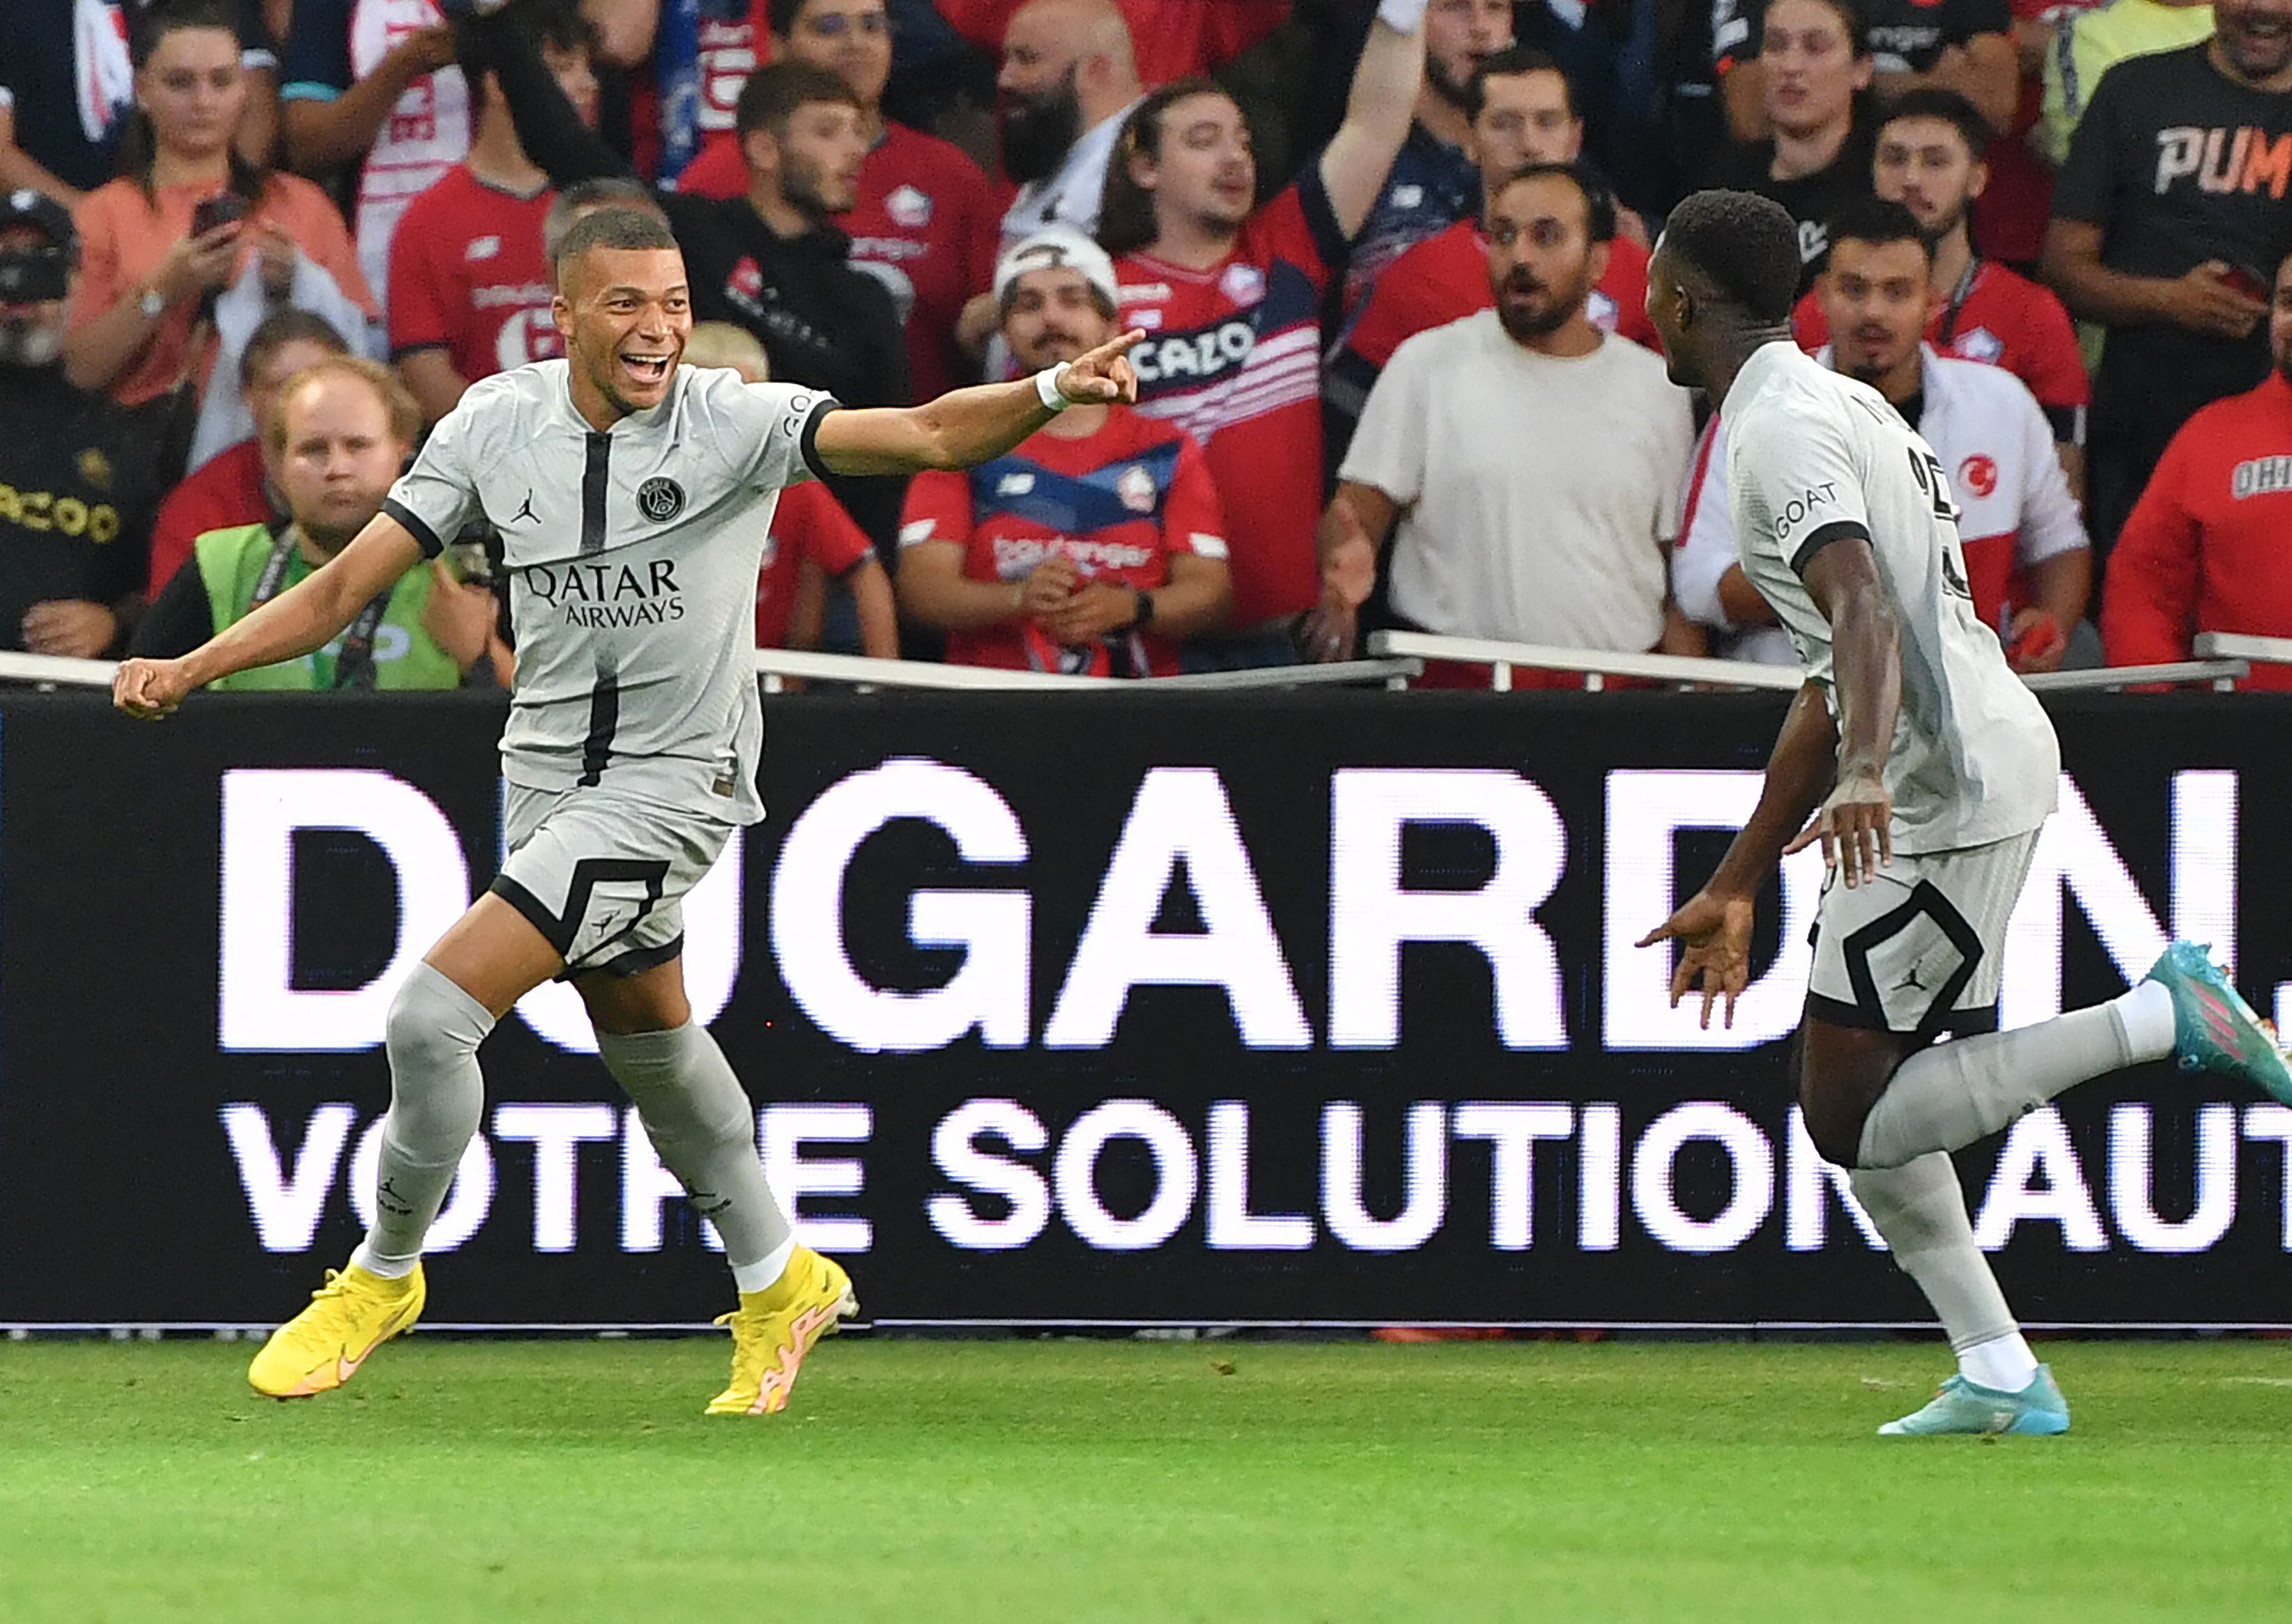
[622,354,672,384]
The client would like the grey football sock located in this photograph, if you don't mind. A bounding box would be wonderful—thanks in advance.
[1850,1152,2018,1354]
[598,1021,792,1273]
[353,963,495,1274]
[1856,1000,2145,1170]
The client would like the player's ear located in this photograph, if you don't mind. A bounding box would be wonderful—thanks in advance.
[552,291,574,344]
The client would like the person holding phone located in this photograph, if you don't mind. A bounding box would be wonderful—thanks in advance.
[61,0,371,428]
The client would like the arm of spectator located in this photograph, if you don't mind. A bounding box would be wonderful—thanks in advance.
[582,0,662,68]
[2006,548,2087,672]
[849,555,902,658]
[463,8,633,187]
[238,62,281,169]
[0,101,88,211]
[22,597,125,658]
[63,220,245,394]
[421,559,514,687]
[1316,3,1429,242]
[1720,63,1769,146]
[282,25,456,175]
[1875,36,2018,134]
[2004,384,2089,672]
[1123,550,1229,644]
[2098,438,2201,669]
[398,349,471,426]
[786,556,829,651]
[2011,11,2050,77]
[1661,603,1709,658]
[896,538,1042,629]
[1300,479,1397,662]
[130,559,222,660]
[2040,221,2268,340]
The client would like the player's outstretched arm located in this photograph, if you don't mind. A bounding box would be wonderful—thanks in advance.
[1637,681,1837,1028]
[1783,538,1902,888]
[810,332,1147,477]
[113,513,426,719]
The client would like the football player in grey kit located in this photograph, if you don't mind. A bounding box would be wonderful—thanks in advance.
[1637,189,2292,1437]
[115,208,1146,1414]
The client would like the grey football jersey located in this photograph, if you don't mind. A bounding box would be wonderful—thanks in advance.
[1725,342,2058,853]
[384,360,837,826]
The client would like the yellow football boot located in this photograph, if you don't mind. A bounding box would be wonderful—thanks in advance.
[705,1247,857,1416]
[247,1262,426,1398]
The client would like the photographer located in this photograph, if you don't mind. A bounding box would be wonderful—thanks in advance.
[0,190,157,658]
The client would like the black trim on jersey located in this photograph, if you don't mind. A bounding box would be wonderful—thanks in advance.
[381,497,445,559]
[580,431,612,555]
[799,399,840,483]
[578,673,620,786]
[489,858,671,961]
[1790,518,1871,577]
[1806,991,2001,1044]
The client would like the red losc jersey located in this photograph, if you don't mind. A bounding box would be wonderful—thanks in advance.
[387,166,561,384]
[678,121,1000,401]
[900,409,1227,676]
[753,479,876,649]
[1112,171,1344,626]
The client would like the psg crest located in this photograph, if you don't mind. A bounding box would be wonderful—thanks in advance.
[637,477,686,522]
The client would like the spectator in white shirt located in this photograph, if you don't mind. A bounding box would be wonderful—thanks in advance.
[1675,196,2090,670]
[1305,160,1695,681]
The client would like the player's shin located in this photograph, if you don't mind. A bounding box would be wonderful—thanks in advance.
[351,963,495,1276]
[599,1022,798,1297]
[1854,986,2174,1170]
[1850,1153,2039,1392]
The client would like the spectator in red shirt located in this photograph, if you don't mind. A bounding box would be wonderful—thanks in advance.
[1095,3,1425,664]
[390,0,600,425]
[146,306,348,598]
[1791,88,2089,479]
[1326,45,1659,468]
[937,0,1290,100]
[677,0,1001,401]
[898,229,1231,674]
[2102,249,2292,689]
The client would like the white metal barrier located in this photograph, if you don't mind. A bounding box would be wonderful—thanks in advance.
[0,651,116,690]
[1367,630,2245,694]
[2194,632,2292,672]
[751,649,1420,693]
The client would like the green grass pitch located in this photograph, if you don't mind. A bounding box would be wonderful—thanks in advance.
[3,1337,2289,1622]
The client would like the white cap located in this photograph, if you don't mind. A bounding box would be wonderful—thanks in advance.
[994,226,1119,315]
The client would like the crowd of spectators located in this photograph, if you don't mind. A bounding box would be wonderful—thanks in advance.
[3,0,2292,686]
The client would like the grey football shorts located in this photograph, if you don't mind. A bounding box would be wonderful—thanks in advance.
[1806,830,2040,1043]
[489,782,733,979]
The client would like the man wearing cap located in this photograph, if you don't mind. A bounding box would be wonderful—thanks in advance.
[0,189,157,658]
[896,229,1231,676]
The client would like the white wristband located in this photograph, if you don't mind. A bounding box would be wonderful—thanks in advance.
[1376,0,1429,31]
[1034,363,1073,412]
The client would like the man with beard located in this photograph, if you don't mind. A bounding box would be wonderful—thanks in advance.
[472,29,913,550]
[132,355,510,688]
[898,229,1231,675]
[1325,47,1659,470]
[1303,163,1693,674]
[0,190,157,658]
[2043,0,2292,555]
[672,0,1001,402]
[1792,90,2088,477]
[993,0,1148,245]
[2104,249,2292,688]
[1677,197,2089,672]
[1336,0,1517,334]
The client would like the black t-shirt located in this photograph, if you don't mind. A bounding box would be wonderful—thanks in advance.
[2053,43,2292,441]
[1702,128,1876,294]
[0,1,275,194]
[1712,0,2009,75]
[0,368,157,648]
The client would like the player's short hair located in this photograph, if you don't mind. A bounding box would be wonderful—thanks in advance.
[734,60,861,141]
[266,355,422,455]
[1491,160,1617,245]
[238,307,348,392]
[1761,0,1870,54]
[1661,189,1803,325]
[553,206,681,288]
[544,178,665,262]
[1826,194,1932,265]
[684,322,771,380]
[1876,87,1992,164]
[1465,45,1569,123]
[1096,76,1237,257]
